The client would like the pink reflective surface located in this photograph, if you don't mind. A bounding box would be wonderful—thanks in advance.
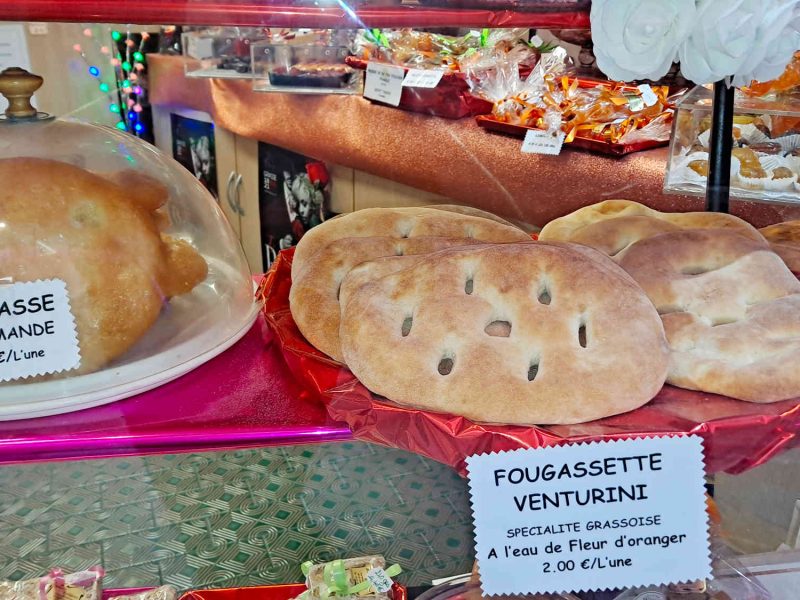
[0,315,352,465]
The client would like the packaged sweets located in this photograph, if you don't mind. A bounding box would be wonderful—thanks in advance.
[298,557,402,600]
[107,587,178,600]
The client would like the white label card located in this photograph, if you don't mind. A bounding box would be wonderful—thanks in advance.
[364,63,405,107]
[466,436,710,596]
[521,130,565,155]
[0,279,81,382]
[402,68,445,89]
[366,568,393,593]
[637,84,659,107]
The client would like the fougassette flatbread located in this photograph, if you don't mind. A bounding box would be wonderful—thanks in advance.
[339,243,669,425]
[538,199,764,258]
[290,236,484,361]
[759,220,800,272]
[291,207,530,280]
[425,204,518,227]
[619,229,800,402]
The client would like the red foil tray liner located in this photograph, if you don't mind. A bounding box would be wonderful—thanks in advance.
[347,57,494,119]
[180,583,407,600]
[261,247,800,476]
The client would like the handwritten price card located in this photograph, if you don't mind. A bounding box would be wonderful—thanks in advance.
[364,63,405,107]
[0,279,80,381]
[466,437,710,595]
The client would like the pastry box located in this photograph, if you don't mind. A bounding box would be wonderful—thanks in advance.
[665,84,800,204]
[182,27,266,78]
[252,38,362,95]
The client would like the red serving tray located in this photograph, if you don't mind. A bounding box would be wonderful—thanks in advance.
[476,77,671,156]
[0,312,351,465]
[180,582,407,600]
[262,247,800,476]
[476,115,668,156]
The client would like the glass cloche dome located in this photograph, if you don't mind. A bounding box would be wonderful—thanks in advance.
[0,67,258,419]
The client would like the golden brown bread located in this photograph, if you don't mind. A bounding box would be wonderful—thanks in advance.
[539,199,764,256]
[0,157,207,378]
[290,236,483,361]
[759,220,800,272]
[619,229,800,402]
[424,204,517,228]
[567,215,682,258]
[291,207,531,280]
[339,243,669,425]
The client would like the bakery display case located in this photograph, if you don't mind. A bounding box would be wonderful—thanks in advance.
[3,4,800,600]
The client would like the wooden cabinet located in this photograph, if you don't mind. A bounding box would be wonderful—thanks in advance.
[153,105,451,274]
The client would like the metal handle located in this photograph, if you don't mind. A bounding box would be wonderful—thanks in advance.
[233,173,245,216]
[224,171,236,211]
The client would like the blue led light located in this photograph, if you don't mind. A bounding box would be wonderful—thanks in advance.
[88,66,100,77]
[134,123,143,132]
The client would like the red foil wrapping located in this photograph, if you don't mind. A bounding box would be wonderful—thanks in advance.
[180,583,407,600]
[261,247,800,476]
[347,57,493,119]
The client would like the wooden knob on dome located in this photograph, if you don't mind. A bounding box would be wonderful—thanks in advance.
[0,67,43,119]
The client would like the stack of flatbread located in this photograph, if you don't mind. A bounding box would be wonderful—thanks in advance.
[541,200,800,403]
[289,205,670,425]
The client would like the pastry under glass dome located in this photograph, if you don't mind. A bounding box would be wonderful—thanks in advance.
[0,67,258,420]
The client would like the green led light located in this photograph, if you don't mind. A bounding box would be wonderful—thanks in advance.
[109,104,120,113]
[99,82,110,93]
[122,79,130,88]
[122,61,131,71]
[116,121,127,130]
[133,52,144,62]
[111,31,121,41]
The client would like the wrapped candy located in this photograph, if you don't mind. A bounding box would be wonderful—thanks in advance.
[469,43,674,148]
[296,557,402,600]
[352,28,533,73]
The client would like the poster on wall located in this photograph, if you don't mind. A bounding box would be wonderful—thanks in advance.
[257,142,333,269]
[0,24,31,113]
[170,113,218,199]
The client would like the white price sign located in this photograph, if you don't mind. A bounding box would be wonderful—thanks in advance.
[364,62,405,107]
[0,279,80,381]
[402,68,445,89]
[521,130,565,155]
[637,84,659,107]
[466,436,710,596]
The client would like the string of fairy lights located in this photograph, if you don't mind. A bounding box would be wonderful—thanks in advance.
[72,26,149,136]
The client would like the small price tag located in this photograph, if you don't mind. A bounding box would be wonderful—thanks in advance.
[402,68,445,89]
[0,279,81,382]
[637,84,659,107]
[466,436,710,596]
[364,63,405,107]
[366,568,393,593]
[521,130,565,155]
